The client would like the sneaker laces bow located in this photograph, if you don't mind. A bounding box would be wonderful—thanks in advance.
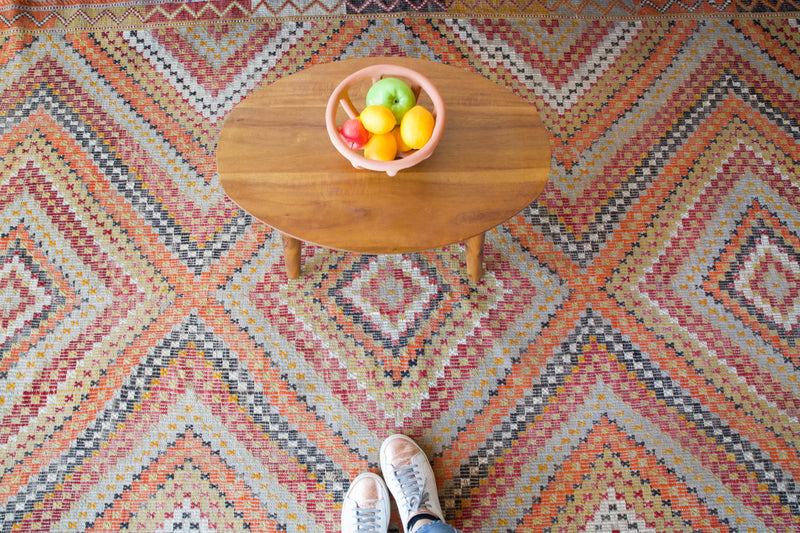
[392,464,430,512]
[352,507,384,533]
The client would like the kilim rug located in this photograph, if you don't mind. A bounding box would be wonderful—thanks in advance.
[2,0,800,531]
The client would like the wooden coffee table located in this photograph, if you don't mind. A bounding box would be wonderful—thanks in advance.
[216,57,550,281]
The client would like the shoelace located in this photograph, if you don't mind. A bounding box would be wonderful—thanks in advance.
[353,507,384,533]
[392,464,430,512]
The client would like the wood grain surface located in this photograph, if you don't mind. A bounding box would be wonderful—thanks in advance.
[216,57,551,255]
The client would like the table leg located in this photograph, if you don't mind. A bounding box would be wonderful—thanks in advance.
[465,233,485,282]
[282,234,302,279]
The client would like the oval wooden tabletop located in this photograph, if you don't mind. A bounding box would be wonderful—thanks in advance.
[216,57,551,255]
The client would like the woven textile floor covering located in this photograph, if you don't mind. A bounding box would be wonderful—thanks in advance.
[2,0,800,532]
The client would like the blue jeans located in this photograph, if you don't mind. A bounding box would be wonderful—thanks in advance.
[416,521,460,533]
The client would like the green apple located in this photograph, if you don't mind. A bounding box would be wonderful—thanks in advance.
[366,77,416,124]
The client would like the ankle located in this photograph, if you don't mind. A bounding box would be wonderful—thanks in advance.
[407,512,439,533]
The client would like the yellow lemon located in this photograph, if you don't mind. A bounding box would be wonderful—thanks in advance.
[359,105,396,135]
[392,126,412,153]
[363,132,397,161]
[400,105,435,150]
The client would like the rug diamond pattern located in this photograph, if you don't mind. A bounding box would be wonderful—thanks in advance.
[0,224,70,354]
[1,14,800,533]
[332,254,445,353]
[237,229,568,427]
[607,114,800,376]
[706,200,800,340]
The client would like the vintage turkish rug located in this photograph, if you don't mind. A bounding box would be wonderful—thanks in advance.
[1,1,799,532]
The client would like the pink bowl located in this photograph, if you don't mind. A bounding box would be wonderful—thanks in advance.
[326,63,445,177]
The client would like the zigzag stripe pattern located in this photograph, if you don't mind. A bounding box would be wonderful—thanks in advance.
[1,10,799,533]
[2,0,800,31]
[450,19,645,114]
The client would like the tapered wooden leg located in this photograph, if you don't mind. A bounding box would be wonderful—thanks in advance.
[282,234,302,279]
[465,233,485,282]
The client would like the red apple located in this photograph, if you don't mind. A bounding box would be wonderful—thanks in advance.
[339,118,370,149]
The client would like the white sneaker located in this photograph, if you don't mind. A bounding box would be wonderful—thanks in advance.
[341,472,390,533]
[379,435,445,533]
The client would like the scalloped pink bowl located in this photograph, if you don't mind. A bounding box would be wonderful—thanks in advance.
[326,63,445,177]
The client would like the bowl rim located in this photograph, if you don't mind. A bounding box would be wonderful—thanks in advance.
[325,63,446,177]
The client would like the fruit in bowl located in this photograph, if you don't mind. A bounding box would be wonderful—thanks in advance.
[326,64,445,177]
[364,132,397,161]
[366,77,416,124]
[359,104,396,135]
[339,118,370,149]
[338,79,436,162]
[400,105,435,150]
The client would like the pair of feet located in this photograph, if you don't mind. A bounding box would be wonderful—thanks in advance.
[342,435,445,533]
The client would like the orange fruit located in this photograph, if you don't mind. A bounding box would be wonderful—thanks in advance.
[393,126,412,153]
[363,132,397,161]
[359,105,396,135]
[400,106,435,150]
